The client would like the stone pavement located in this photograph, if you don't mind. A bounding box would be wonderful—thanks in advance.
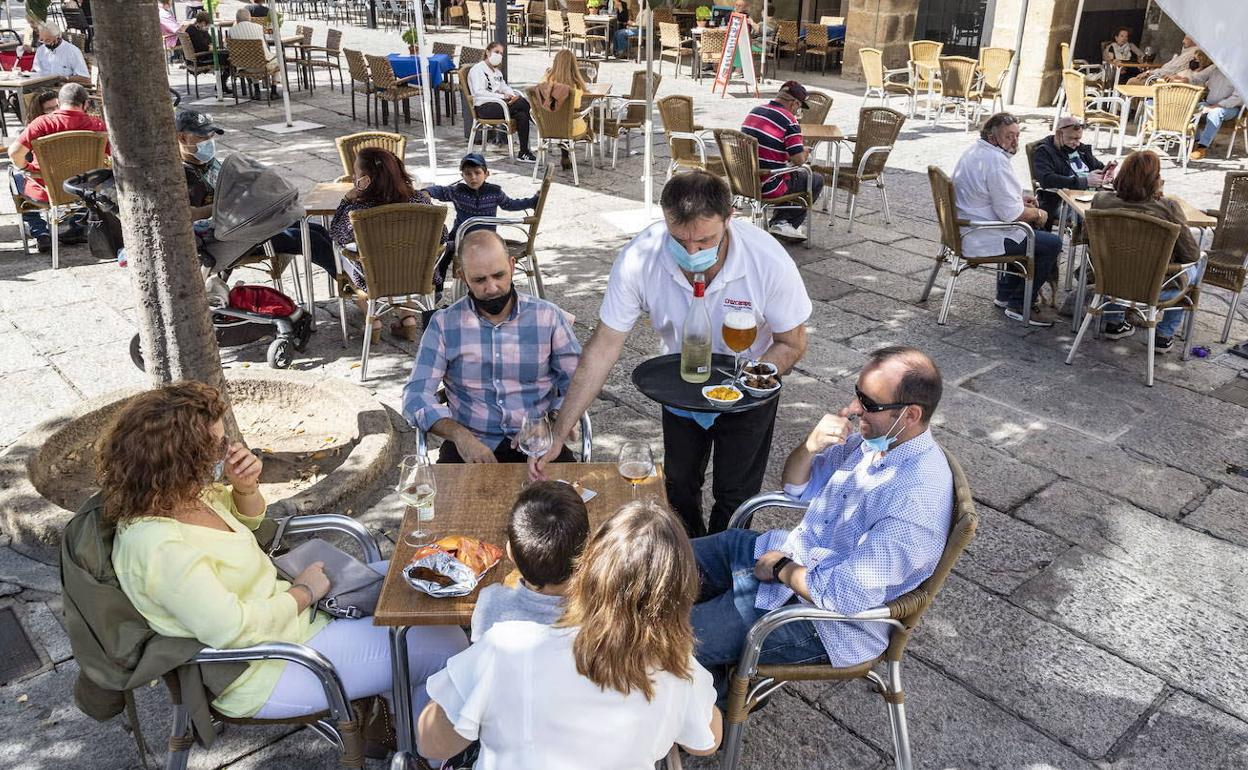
[2,7,1248,768]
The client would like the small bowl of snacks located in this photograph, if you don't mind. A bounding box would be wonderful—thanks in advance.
[742,361,778,378]
[702,384,744,408]
[738,372,781,398]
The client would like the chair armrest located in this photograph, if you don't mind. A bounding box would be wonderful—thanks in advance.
[732,603,905,684]
[454,214,531,253]
[957,219,1036,250]
[1086,95,1126,112]
[727,491,809,530]
[669,131,709,164]
[274,514,384,563]
[854,144,893,176]
[190,641,353,721]
[395,74,423,85]
[883,66,909,81]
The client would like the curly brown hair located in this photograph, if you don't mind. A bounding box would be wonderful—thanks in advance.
[95,381,228,525]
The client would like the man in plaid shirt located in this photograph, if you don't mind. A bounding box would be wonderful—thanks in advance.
[402,230,582,464]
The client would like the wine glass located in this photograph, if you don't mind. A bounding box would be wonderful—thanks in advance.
[517,413,553,458]
[617,441,655,499]
[721,310,758,384]
[397,455,436,544]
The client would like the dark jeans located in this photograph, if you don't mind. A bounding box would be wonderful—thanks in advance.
[766,169,825,228]
[614,28,638,56]
[268,223,337,277]
[997,231,1062,309]
[691,529,827,702]
[662,398,779,538]
[437,436,576,464]
[475,98,531,154]
[12,172,49,238]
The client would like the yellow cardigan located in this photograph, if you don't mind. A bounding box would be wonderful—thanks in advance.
[111,484,330,717]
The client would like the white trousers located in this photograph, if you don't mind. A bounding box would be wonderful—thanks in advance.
[254,561,468,720]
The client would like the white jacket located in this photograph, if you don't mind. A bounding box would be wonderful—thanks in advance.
[468,60,516,107]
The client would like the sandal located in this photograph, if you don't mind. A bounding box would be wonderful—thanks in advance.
[369,322,382,345]
[389,320,420,342]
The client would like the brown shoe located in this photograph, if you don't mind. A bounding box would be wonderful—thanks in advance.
[1190,147,1207,161]
[390,320,420,341]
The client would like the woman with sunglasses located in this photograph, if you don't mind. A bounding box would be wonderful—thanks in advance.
[102,382,466,758]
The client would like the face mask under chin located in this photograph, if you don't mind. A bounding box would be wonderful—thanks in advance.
[471,284,515,316]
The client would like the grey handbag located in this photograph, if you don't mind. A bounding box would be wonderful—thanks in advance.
[273,539,384,620]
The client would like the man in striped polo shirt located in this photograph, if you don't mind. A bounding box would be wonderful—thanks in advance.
[741,80,823,240]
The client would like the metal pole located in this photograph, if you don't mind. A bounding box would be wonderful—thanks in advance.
[760,0,768,83]
[495,0,508,79]
[208,10,223,102]
[1069,0,1086,54]
[1005,0,1029,106]
[411,0,438,174]
[643,0,654,218]
[271,0,295,126]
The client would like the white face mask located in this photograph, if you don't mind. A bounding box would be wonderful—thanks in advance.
[487,51,503,66]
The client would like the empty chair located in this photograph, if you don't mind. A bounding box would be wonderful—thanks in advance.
[1060,69,1125,153]
[859,47,914,112]
[657,94,724,179]
[659,21,691,77]
[366,54,424,132]
[344,48,375,125]
[908,39,942,119]
[933,55,983,129]
[814,106,905,232]
[1138,82,1204,168]
[600,70,662,167]
[1200,171,1248,342]
[976,47,1013,116]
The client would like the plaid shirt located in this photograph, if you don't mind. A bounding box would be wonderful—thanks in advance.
[402,294,581,449]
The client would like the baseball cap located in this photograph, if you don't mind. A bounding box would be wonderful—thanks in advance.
[1055,116,1084,130]
[175,109,225,136]
[460,152,488,170]
[778,80,809,109]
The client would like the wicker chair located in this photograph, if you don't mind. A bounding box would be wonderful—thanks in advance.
[772,20,801,70]
[427,41,460,124]
[344,48,374,125]
[546,10,568,51]
[921,165,1038,326]
[1225,109,1248,160]
[802,91,833,126]
[567,12,607,59]
[812,106,904,232]
[466,0,489,45]
[933,55,983,129]
[227,37,279,106]
[601,70,661,167]
[459,63,519,159]
[719,447,978,770]
[658,94,724,179]
[860,47,914,112]
[1061,69,1125,153]
[652,6,676,25]
[458,46,487,66]
[1060,41,1105,90]
[366,54,424,132]
[526,86,596,185]
[714,128,816,244]
[659,21,691,78]
[25,130,108,270]
[1138,82,1204,169]
[1066,210,1203,386]
[908,39,942,119]
[975,46,1013,116]
[348,202,449,381]
[178,31,216,99]
[800,23,832,74]
[697,28,726,80]
[1201,171,1248,342]
[334,131,407,183]
[302,27,345,93]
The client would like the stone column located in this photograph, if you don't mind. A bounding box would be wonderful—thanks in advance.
[842,0,920,80]
[986,0,1080,108]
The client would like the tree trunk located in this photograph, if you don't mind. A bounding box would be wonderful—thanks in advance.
[92,0,238,434]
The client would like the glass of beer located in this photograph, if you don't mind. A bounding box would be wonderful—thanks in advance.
[722,311,758,382]
[617,441,655,500]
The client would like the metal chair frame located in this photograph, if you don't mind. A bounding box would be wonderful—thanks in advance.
[714,128,816,245]
[459,64,518,160]
[859,47,913,113]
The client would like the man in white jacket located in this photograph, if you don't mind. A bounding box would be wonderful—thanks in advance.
[468,42,535,162]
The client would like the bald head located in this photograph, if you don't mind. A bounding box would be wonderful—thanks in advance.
[456,229,514,303]
[864,346,942,423]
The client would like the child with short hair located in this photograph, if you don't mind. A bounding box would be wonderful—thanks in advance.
[468,480,589,642]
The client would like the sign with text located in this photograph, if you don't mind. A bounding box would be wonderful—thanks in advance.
[713,12,759,97]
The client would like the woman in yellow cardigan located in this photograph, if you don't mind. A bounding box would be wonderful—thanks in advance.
[536,48,593,170]
[102,382,466,745]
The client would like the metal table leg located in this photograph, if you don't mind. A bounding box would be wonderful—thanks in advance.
[299,216,318,329]
[389,626,414,754]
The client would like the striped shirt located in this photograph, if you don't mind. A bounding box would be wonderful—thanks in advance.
[402,294,581,449]
[742,100,805,197]
[754,430,952,667]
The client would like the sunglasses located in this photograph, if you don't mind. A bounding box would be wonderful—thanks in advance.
[854,386,912,413]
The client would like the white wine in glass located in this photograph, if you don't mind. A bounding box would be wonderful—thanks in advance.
[617,441,655,499]
[397,455,436,542]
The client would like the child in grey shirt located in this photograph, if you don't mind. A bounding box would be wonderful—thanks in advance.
[470,480,590,642]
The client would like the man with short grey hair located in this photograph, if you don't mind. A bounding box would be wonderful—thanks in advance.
[32,21,91,86]
[951,112,1061,327]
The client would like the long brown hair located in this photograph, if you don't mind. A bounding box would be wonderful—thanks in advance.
[349,147,415,206]
[1114,150,1162,202]
[556,501,699,700]
[543,48,587,91]
[95,381,228,525]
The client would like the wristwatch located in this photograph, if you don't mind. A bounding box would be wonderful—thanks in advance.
[771,556,794,583]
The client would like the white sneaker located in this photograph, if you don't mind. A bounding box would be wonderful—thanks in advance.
[768,221,805,240]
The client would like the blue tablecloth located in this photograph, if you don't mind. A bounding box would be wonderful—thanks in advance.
[798,24,846,42]
[387,53,455,89]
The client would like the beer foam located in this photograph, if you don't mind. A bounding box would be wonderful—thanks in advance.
[723,311,756,329]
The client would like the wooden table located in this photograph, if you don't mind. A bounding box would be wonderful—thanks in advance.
[375,461,667,757]
[800,123,845,187]
[0,72,63,131]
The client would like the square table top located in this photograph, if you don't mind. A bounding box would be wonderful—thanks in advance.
[800,123,843,142]
[1057,188,1217,228]
[0,72,62,89]
[303,181,353,216]
[584,81,613,97]
[374,462,667,627]
[1115,83,1157,99]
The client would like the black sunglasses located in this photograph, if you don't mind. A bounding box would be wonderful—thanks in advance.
[854,386,912,413]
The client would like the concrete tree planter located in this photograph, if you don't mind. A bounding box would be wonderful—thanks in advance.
[0,370,398,565]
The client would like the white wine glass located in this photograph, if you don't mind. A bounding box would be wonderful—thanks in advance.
[397,455,436,544]
[518,413,553,458]
[617,441,655,500]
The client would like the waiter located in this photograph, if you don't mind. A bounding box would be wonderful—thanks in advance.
[530,171,811,537]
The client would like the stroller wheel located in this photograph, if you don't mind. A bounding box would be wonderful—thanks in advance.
[293,314,312,352]
[267,337,294,369]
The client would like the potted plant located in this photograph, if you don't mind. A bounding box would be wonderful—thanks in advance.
[402,28,420,55]
[587,0,602,11]
[695,5,712,27]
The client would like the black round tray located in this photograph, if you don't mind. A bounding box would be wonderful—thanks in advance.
[631,353,782,415]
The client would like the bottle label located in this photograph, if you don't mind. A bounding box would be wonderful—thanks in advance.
[695,365,707,373]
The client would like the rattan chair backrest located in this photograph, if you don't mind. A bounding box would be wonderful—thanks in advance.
[567,0,588,13]
[326,28,343,53]
[459,47,486,66]
[804,23,829,50]
[713,128,763,201]
[345,48,370,84]
[909,39,942,68]
[1062,69,1088,119]
[859,47,885,90]
[432,41,456,59]
[350,202,448,297]
[658,94,699,162]
[526,86,578,140]
[336,131,407,178]
[659,21,681,48]
[546,10,565,34]
[1150,82,1204,133]
[30,131,109,208]
[1060,41,1073,68]
[1024,139,1042,193]
[803,91,833,125]
[775,20,799,47]
[852,106,905,176]
[297,24,314,45]
[1084,209,1181,304]
[927,165,963,254]
[978,46,1013,90]
[628,69,660,101]
[227,37,271,74]
[700,28,726,60]
[1211,171,1248,256]
[568,12,588,36]
[177,31,201,66]
[652,7,675,25]
[521,168,554,255]
[466,0,484,23]
[365,54,401,89]
[938,55,977,99]
[882,447,977,662]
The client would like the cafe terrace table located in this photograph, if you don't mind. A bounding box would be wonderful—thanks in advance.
[1115,82,1158,148]
[0,72,63,132]
[295,181,353,329]
[800,122,843,166]
[1056,187,1217,331]
[584,80,613,153]
[374,461,668,756]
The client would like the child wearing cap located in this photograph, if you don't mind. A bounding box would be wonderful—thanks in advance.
[424,153,539,291]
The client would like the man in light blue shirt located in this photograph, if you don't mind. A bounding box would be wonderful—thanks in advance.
[691,346,952,687]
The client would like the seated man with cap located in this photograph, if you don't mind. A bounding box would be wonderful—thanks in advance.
[741,80,823,241]
[1029,116,1110,228]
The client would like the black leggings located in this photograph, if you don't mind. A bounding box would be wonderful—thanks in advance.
[475,97,531,153]
[267,223,336,276]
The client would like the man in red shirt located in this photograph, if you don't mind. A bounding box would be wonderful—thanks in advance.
[7,82,108,252]
[741,80,822,241]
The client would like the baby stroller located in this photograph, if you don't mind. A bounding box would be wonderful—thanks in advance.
[61,167,125,263]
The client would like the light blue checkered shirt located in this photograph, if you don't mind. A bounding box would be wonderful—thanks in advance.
[753,429,952,667]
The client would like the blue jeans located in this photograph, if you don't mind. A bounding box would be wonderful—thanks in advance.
[997,231,1062,309]
[1103,261,1203,338]
[1197,104,1243,148]
[614,27,638,56]
[12,172,49,238]
[691,529,828,701]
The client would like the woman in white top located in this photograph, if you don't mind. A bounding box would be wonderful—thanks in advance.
[467,42,536,162]
[1103,27,1145,83]
[417,500,723,769]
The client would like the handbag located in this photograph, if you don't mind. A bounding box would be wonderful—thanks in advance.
[272,538,384,620]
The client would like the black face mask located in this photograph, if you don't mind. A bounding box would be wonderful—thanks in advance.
[470,284,515,316]
[45,40,60,50]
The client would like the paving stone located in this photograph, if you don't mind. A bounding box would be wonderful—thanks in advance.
[909,574,1165,758]
[0,331,45,377]
[1015,481,1248,619]
[815,659,1096,769]
[846,324,998,385]
[954,506,1070,595]
[0,583,20,598]
[18,601,72,664]
[1183,486,1248,548]
[798,269,857,302]
[1013,547,1248,724]
[829,289,925,323]
[47,339,149,400]
[827,238,939,277]
[8,299,134,356]
[804,300,880,343]
[932,429,1057,513]
[1118,411,1248,496]
[217,728,389,769]
[1107,691,1248,769]
[0,547,62,594]
[0,366,82,448]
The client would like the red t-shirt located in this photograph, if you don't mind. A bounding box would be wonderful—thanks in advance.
[16,108,109,203]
